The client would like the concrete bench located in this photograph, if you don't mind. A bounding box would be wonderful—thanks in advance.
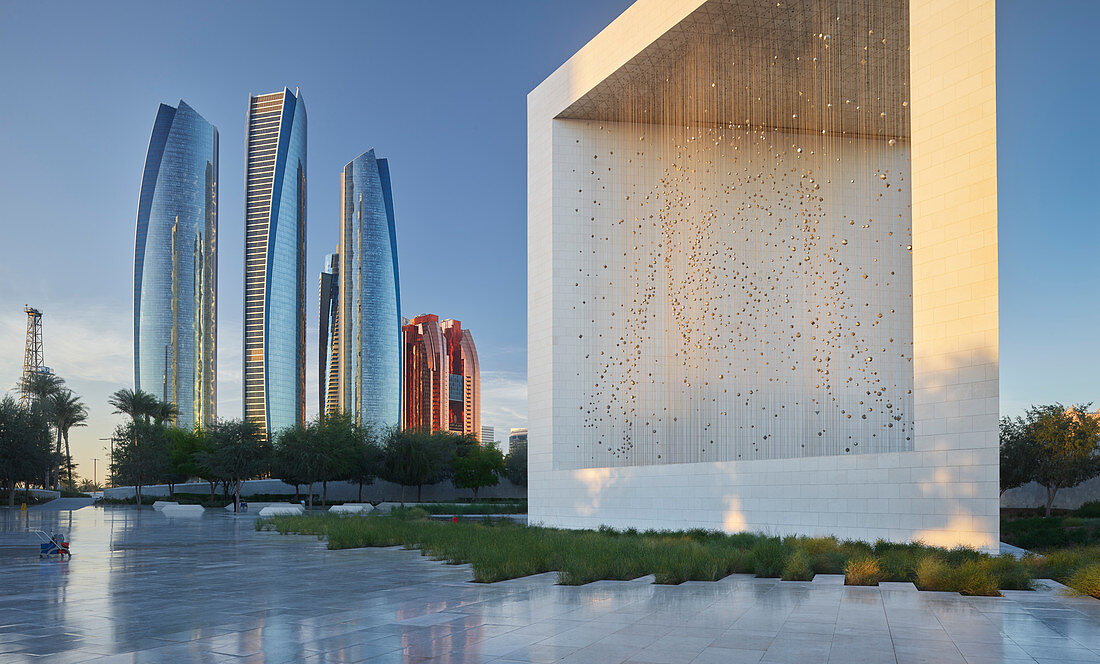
[258,504,305,517]
[329,503,374,514]
[161,504,204,518]
[152,501,179,511]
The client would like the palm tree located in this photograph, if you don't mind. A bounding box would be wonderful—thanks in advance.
[16,372,65,487]
[18,371,64,407]
[49,389,88,489]
[152,399,179,427]
[108,388,158,424]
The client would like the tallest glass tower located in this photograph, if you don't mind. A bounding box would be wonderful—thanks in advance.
[134,100,218,430]
[244,88,307,436]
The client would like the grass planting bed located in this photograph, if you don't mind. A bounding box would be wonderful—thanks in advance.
[256,509,1100,598]
[416,501,527,515]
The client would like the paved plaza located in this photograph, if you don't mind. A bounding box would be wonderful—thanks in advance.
[0,506,1098,663]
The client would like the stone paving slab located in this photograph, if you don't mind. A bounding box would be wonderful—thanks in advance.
[0,507,1097,663]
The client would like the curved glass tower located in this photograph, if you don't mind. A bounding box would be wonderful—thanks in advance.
[337,149,401,430]
[134,100,218,430]
[244,88,307,436]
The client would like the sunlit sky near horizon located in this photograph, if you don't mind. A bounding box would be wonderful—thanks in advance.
[0,1,1096,482]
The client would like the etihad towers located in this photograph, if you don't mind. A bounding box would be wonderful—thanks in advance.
[244,88,307,436]
[134,99,218,430]
[323,149,402,430]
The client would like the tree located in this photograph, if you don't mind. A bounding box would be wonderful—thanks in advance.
[0,397,53,507]
[47,389,87,489]
[17,371,64,486]
[1031,404,1100,517]
[505,441,528,487]
[1000,416,1037,495]
[109,420,171,505]
[199,419,270,512]
[166,427,208,496]
[381,429,446,502]
[314,414,361,506]
[452,441,505,499]
[348,425,384,502]
[108,388,158,424]
[19,371,65,405]
[153,399,179,427]
[76,478,101,493]
[274,424,316,504]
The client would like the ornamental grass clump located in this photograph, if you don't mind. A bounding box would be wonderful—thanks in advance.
[797,536,848,574]
[915,556,949,591]
[986,554,1032,591]
[1066,563,1100,598]
[875,548,919,582]
[949,560,1001,596]
[781,549,814,581]
[750,537,788,578]
[844,556,882,586]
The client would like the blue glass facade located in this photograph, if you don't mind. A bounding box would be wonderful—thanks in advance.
[134,100,218,430]
[338,149,401,430]
[244,89,306,436]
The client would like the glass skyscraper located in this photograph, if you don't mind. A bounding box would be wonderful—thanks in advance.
[244,88,307,436]
[319,252,340,418]
[134,100,217,430]
[335,149,401,430]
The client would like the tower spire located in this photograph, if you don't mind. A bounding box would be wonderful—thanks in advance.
[20,305,47,407]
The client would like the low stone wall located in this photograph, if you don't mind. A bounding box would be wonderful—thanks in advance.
[103,478,526,503]
[1000,476,1100,510]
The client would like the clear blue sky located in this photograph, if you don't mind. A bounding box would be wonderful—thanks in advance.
[0,1,1095,480]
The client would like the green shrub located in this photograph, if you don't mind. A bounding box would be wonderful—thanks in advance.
[809,550,847,574]
[844,556,882,586]
[725,548,754,575]
[876,548,918,582]
[987,555,1032,591]
[416,501,527,515]
[750,537,789,577]
[782,549,814,581]
[1066,563,1100,598]
[1001,516,1100,550]
[795,536,847,574]
[1074,501,1100,518]
[389,506,430,520]
[652,539,725,584]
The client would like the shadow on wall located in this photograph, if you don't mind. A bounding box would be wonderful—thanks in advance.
[909,339,998,549]
[698,346,998,549]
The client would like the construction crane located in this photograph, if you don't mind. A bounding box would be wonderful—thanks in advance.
[20,305,51,407]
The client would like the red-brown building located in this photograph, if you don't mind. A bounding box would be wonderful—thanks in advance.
[401,314,480,441]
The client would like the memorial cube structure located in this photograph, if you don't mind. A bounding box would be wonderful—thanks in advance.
[528,0,999,548]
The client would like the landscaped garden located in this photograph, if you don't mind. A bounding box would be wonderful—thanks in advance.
[257,509,1100,598]
[1002,501,1100,551]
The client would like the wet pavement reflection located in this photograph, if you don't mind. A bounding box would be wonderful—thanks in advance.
[0,506,1098,663]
